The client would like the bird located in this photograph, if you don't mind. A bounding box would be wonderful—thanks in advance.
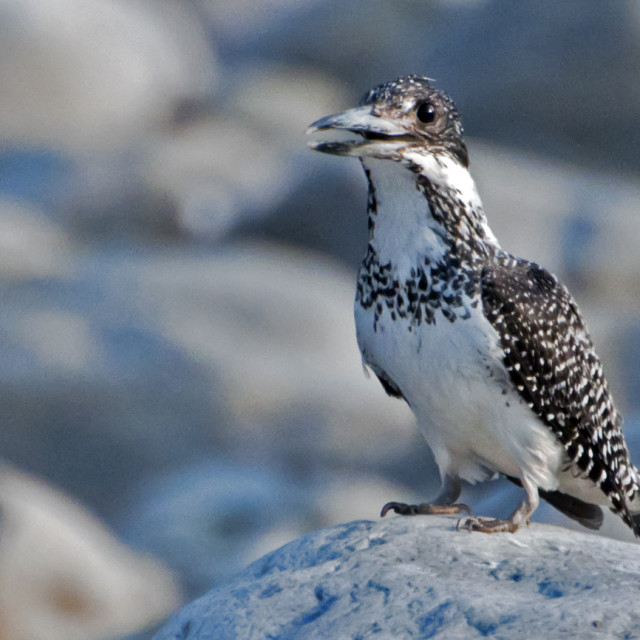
[306,74,640,535]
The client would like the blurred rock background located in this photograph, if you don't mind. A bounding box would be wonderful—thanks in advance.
[0,0,639,637]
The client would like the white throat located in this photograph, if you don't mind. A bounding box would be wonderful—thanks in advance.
[362,153,497,272]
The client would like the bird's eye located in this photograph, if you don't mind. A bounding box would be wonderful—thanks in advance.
[416,101,436,124]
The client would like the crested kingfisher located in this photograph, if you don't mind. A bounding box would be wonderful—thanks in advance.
[307,75,640,535]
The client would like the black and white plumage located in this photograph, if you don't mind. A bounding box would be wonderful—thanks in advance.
[307,75,640,535]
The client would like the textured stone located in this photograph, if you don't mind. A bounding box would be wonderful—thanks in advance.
[154,515,640,640]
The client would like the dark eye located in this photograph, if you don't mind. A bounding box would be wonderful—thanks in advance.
[416,101,436,124]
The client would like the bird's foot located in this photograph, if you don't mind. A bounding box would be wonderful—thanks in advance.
[456,515,518,534]
[381,501,471,518]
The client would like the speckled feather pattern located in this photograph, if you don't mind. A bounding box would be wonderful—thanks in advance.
[360,76,469,168]
[357,165,640,529]
[356,166,486,332]
[313,74,640,534]
[481,259,639,526]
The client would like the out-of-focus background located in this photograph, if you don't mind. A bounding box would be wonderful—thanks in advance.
[1,0,640,638]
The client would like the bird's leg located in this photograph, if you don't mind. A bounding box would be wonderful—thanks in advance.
[457,476,539,534]
[381,475,471,517]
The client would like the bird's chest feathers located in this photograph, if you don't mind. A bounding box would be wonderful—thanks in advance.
[356,284,495,408]
[355,157,504,427]
[356,158,486,363]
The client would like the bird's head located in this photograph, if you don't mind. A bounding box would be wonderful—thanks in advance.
[307,75,468,169]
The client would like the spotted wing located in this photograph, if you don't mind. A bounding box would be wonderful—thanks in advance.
[481,259,638,528]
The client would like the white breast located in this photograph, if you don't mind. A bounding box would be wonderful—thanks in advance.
[355,156,564,493]
[355,296,564,491]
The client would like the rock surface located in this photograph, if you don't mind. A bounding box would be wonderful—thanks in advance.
[154,516,640,640]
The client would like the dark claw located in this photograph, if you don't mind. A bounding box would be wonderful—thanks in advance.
[380,501,417,517]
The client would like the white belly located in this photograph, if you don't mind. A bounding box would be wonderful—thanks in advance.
[355,300,564,490]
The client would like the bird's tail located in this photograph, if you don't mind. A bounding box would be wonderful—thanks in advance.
[540,488,604,530]
[623,465,640,537]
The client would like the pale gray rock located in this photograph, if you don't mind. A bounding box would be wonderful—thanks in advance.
[0,198,71,279]
[140,64,347,240]
[154,516,640,640]
[0,0,216,151]
[0,465,180,640]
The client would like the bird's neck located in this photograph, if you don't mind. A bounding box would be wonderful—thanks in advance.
[362,154,500,271]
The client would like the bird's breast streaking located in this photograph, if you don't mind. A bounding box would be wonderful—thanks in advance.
[307,74,640,535]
